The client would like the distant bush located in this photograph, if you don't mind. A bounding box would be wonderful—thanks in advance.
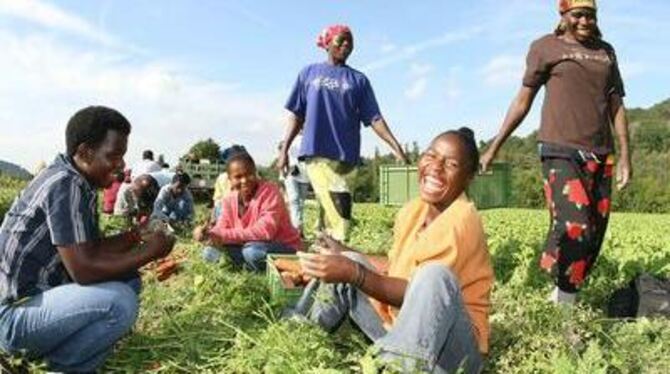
[0,174,27,223]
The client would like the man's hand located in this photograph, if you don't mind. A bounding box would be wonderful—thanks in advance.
[479,148,496,173]
[616,156,632,191]
[396,150,410,165]
[276,151,289,177]
[297,252,357,284]
[145,230,176,260]
[192,224,209,242]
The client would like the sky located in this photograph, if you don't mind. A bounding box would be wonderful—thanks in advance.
[1,0,669,171]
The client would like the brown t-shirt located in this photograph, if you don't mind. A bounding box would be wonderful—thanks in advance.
[523,34,625,153]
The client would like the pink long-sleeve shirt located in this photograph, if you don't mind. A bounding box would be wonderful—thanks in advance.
[209,180,302,250]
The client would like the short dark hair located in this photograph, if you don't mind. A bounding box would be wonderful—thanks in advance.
[226,150,256,172]
[221,144,247,164]
[66,106,131,157]
[142,150,154,160]
[136,175,160,211]
[172,171,191,186]
[437,127,479,176]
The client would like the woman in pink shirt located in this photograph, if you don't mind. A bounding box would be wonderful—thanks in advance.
[194,151,302,271]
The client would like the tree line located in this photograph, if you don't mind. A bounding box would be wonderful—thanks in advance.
[182,99,670,213]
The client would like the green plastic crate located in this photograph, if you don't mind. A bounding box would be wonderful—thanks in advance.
[266,254,304,306]
[379,163,511,209]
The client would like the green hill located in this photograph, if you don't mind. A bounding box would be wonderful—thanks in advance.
[489,98,670,213]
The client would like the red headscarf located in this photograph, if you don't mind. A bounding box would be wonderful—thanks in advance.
[316,24,352,50]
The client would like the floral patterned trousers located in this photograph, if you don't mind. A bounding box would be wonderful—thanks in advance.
[539,148,614,293]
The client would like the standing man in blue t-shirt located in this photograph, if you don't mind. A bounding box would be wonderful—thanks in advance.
[279,24,408,241]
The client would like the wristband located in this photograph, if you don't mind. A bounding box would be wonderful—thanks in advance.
[354,262,367,288]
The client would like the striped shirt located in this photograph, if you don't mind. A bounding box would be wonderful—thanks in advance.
[0,154,99,304]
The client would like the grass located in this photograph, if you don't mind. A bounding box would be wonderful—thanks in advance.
[104,204,670,373]
[3,199,670,373]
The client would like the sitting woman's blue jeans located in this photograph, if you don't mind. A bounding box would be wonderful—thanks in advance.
[0,277,141,372]
[306,252,483,373]
[201,241,295,272]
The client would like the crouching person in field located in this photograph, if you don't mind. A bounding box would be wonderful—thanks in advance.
[151,172,194,226]
[114,173,161,225]
[193,151,302,272]
[295,128,494,373]
[0,106,176,372]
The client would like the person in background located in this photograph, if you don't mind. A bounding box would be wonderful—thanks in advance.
[157,154,169,169]
[278,135,311,237]
[480,0,631,304]
[152,172,194,225]
[114,173,161,224]
[293,128,492,373]
[279,24,408,242]
[147,170,175,188]
[194,151,301,272]
[0,106,175,372]
[102,170,126,214]
[130,149,161,180]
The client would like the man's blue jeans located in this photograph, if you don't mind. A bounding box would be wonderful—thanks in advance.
[165,200,191,222]
[307,253,483,373]
[201,241,295,272]
[0,278,141,372]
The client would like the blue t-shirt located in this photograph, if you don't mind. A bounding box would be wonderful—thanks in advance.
[285,62,383,165]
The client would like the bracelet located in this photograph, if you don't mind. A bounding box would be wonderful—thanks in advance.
[354,262,367,288]
[351,262,361,285]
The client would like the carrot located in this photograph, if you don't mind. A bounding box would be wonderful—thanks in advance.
[274,258,302,273]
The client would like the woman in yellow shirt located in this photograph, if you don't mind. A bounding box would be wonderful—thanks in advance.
[297,128,494,373]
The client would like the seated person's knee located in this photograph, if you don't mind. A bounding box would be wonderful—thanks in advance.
[105,283,140,326]
[413,262,459,289]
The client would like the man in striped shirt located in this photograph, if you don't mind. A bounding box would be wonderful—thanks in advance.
[0,106,175,372]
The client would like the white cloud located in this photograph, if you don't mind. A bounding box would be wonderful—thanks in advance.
[442,66,463,101]
[0,28,285,170]
[380,42,397,54]
[480,55,524,87]
[404,77,428,100]
[360,27,483,73]
[0,0,119,46]
[403,63,434,101]
[409,62,433,77]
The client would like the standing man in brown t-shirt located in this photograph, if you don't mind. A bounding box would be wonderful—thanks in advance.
[480,0,631,304]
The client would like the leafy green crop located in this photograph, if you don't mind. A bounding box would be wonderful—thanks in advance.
[1,188,667,372]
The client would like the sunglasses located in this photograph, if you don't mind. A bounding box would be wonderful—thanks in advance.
[569,10,597,21]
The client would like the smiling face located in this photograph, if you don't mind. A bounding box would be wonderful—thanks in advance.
[563,7,598,42]
[227,158,259,202]
[417,134,473,211]
[74,130,127,188]
[328,31,354,64]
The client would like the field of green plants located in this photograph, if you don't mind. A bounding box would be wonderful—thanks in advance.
[2,182,669,372]
[101,203,669,373]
